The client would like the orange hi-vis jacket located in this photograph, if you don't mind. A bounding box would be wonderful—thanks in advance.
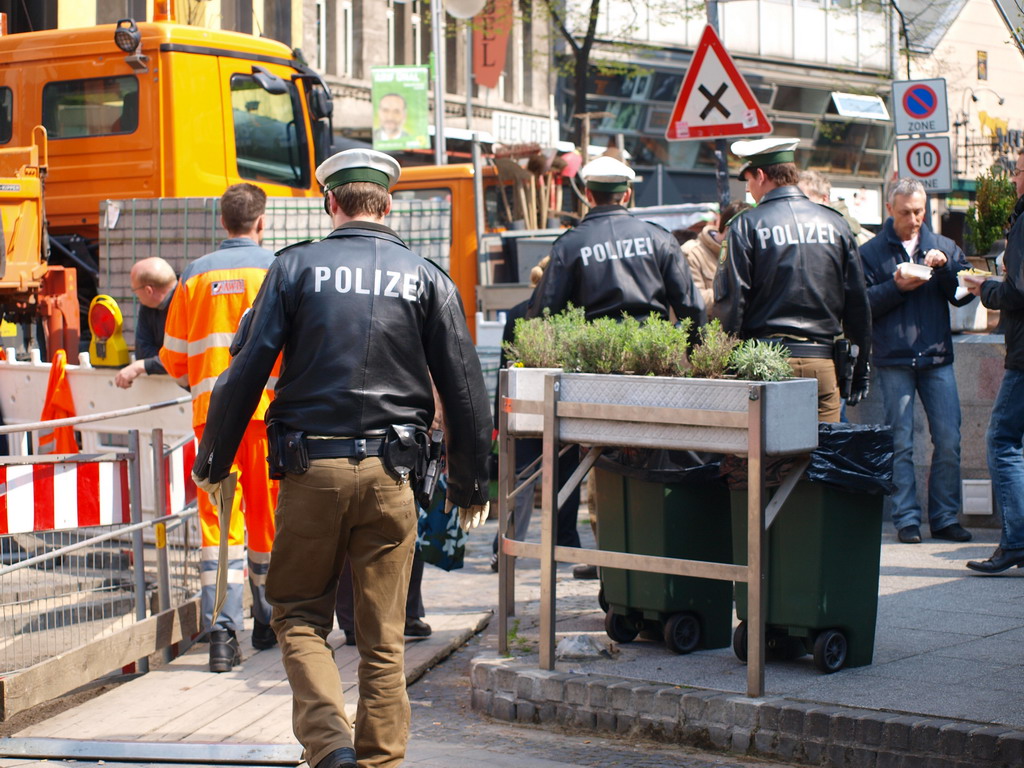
[159,238,279,428]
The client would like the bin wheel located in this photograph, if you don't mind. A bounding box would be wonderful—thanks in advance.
[663,612,701,655]
[604,611,639,644]
[732,621,748,663]
[767,632,806,661]
[597,586,608,614]
[813,629,848,673]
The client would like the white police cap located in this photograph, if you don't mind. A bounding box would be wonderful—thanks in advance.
[731,138,800,180]
[316,148,401,192]
[579,155,636,192]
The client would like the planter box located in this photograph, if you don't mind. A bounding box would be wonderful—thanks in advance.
[506,368,818,456]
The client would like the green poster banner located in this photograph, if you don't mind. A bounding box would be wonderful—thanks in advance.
[371,66,430,152]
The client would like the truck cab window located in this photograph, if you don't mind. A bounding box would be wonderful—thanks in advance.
[0,88,11,144]
[41,76,139,138]
[230,74,308,189]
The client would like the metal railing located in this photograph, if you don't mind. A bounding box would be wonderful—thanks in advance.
[0,401,200,717]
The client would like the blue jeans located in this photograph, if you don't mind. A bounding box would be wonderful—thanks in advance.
[876,364,962,532]
[986,368,1024,550]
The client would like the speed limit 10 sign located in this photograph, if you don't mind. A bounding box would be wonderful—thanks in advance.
[895,136,952,193]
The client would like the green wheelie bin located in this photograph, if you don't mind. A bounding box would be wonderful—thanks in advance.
[729,423,891,673]
[595,465,733,654]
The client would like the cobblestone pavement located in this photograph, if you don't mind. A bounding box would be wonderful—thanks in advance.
[407,516,796,767]
[407,637,793,768]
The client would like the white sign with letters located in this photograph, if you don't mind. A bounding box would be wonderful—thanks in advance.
[491,111,553,146]
[896,136,952,193]
[892,79,949,136]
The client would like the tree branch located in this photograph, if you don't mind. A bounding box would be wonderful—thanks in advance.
[539,0,582,54]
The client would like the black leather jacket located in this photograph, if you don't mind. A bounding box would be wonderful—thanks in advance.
[712,186,871,374]
[193,222,492,508]
[525,205,706,326]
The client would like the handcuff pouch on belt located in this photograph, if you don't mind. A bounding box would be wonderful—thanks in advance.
[267,421,309,479]
[382,424,427,486]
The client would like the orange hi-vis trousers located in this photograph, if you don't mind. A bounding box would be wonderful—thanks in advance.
[197,420,278,632]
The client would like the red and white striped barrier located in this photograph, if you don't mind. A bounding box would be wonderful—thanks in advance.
[0,461,130,534]
[165,439,198,515]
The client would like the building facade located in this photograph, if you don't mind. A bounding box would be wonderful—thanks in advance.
[558,0,895,218]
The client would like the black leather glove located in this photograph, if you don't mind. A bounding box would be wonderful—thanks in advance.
[846,379,869,406]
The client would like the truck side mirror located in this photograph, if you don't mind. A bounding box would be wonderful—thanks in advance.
[251,66,288,95]
[308,88,333,120]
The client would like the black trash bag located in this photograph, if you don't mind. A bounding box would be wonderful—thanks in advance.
[805,422,895,496]
[719,422,895,495]
[595,447,724,485]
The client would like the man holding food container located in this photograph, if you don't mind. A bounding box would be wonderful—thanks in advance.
[962,153,1024,574]
[860,178,975,545]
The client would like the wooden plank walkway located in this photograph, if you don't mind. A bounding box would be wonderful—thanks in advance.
[5,611,489,762]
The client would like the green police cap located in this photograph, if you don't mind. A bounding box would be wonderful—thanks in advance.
[731,138,800,180]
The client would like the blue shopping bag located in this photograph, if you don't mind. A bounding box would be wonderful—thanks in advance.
[416,474,468,571]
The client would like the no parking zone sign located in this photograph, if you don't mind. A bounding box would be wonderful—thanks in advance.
[896,136,952,193]
[892,79,948,136]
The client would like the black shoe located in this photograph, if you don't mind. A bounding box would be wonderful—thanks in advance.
[897,525,922,544]
[340,629,356,647]
[967,547,1024,574]
[490,552,499,572]
[573,564,599,580]
[315,747,357,768]
[209,630,240,673]
[932,523,973,542]
[404,618,432,637]
[252,620,277,650]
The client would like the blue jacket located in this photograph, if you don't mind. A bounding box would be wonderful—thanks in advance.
[860,219,972,368]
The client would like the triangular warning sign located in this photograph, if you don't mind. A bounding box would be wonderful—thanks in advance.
[665,25,772,141]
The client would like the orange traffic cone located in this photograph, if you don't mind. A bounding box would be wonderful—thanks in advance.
[38,349,78,454]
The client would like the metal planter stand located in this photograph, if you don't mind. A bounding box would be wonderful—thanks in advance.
[496,369,817,698]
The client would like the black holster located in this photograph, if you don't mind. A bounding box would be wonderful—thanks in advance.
[267,421,309,479]
[833,340,858,400]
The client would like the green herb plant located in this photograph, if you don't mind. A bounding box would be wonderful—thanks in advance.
[505,307,691,376]
[729,339,793,382]
[688,319,739,378]
[623,315,691,376]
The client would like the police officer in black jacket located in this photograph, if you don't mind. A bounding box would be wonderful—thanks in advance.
[526,155,705,326]
[712,138,872,421]
[191,149,492,768]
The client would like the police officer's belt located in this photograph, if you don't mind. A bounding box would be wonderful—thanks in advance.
[756,339,834,359]
[305,437,387,460]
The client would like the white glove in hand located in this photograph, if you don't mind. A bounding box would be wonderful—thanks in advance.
[448,499,489,532]
[191,470,219,496]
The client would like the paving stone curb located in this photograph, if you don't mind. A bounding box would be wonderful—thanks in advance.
[469,654,1024,768]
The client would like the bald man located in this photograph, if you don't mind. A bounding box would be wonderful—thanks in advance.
[115,257,179,389]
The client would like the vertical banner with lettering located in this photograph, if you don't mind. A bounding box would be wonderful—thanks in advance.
[371,66,430,151]
[473,0,514,90]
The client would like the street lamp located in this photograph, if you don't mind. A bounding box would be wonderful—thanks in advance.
[431,0,486,165]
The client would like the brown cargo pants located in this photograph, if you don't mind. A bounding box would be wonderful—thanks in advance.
[789,356,841,423]
[266,456,416,768]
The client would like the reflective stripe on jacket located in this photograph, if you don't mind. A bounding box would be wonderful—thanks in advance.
[159,237,278,427]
